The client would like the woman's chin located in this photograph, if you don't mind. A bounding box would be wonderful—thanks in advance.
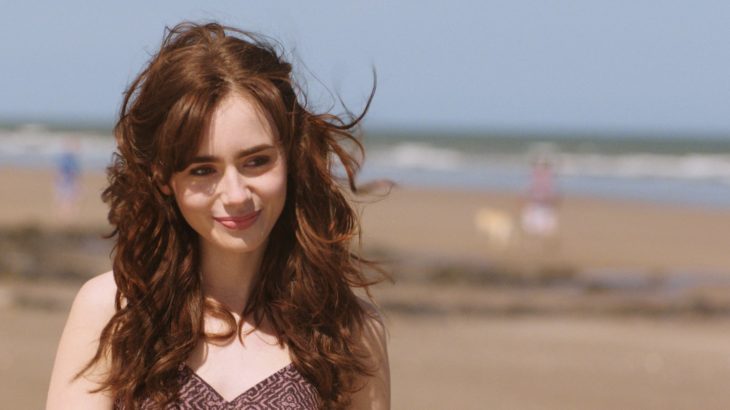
[203,232,267,255]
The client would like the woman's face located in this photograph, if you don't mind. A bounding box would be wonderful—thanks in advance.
[167,93,287,255]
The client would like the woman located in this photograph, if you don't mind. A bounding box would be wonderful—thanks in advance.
[47,21,390,409]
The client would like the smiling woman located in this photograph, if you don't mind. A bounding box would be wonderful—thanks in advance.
[166,94,288,255]
[46,21,389,410]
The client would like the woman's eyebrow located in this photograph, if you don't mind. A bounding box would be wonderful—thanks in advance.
[188,144,275,164]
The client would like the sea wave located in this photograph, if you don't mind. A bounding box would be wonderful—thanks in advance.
[0,128,115,168]
[367,142,730,184]
[367,142,467,171]
[557,153,730,183]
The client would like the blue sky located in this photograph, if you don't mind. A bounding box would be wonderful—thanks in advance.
[2,0,730,135]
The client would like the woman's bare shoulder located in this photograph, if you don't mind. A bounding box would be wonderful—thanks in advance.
[351,296,390,409]
[46,271,118,409]
[59,270,118,348]
[76,271,118,314]
[64,270,118,331]
[357,296,387,337]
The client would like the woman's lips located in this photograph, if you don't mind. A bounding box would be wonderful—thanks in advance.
[213,211,261,230]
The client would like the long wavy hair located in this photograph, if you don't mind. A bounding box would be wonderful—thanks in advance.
[80,21,386,409]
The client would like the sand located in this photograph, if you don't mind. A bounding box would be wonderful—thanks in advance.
[3,282,730,409]
[357,186,730,274]
[4,167,730,275]
[4,166,730,409]
[386,314,730,409]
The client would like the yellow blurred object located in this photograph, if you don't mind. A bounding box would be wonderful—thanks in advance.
[474,207,514,249]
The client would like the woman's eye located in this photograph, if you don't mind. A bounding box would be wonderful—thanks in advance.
[246,156,271,167]
[189,166,215,176]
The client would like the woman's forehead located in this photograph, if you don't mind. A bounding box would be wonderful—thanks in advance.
[196,93,279,155]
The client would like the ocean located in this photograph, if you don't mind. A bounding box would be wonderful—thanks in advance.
[2,123,730,208]
[361,131,730,208]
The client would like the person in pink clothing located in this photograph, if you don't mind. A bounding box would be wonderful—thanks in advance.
[521,155,560,242]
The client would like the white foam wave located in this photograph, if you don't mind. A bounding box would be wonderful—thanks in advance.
[367,141,730,184]
[368,142,467,171]
[0,129,115,168]
[557,153,730,183]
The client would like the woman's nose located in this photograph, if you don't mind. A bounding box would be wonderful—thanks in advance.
[219,168,251,204]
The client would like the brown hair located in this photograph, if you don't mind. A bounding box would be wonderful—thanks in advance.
[81,21,386,409]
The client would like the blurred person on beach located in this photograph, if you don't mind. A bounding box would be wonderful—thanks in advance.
[520,154,560,250]
[55,137,82,222]
[47,22,389,409]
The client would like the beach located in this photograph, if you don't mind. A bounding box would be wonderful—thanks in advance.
[3,166,730,409]
[6,167,730,273]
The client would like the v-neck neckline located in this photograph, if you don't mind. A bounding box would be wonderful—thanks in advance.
[182,362,295,404]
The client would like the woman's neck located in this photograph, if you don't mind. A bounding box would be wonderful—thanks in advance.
[199,241,267,313]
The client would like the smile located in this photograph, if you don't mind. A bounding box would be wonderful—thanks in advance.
[213,210,261,230]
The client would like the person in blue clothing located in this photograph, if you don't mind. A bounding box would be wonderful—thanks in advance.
[55,137,81,221]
